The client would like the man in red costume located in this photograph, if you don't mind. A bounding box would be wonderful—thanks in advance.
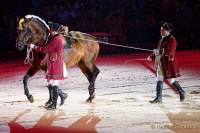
[30,31,68,110]
[147,22,185,103]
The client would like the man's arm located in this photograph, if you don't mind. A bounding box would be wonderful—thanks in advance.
[30,36,60,53]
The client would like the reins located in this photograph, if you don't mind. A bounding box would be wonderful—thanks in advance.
[65,34,153,52]
[24,45,34,64]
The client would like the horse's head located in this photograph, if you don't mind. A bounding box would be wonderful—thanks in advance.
[16,15,50,50]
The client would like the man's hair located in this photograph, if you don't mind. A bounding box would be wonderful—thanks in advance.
[161,21,173,31]
[48,21,62,31]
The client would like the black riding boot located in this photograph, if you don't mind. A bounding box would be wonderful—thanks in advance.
[150,81,163,103]
[58,88,68,106]
[45,85,53,107]
[173,81,185,102]
[46,86,59,110]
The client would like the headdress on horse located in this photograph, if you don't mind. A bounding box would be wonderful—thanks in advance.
[18,15,50,31]
[18,18,25,30]
[25,15,50,30]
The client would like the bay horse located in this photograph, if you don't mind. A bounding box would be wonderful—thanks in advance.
[16,15,100,104]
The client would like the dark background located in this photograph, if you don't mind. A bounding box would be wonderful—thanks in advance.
[0,0,199,58]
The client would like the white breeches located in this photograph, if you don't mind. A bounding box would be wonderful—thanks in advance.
[156,68,176,84]
[63,61,68,78]
[48,80,59,86]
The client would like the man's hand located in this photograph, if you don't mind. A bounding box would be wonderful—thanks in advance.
[147,56,152,61]
[30,44,36,49]
[153,49,159,55]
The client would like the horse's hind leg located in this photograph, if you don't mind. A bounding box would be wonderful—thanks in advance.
[87,65,100,102]
[88,65,100,91]
[78,61,100,102]
[23,66,39,103]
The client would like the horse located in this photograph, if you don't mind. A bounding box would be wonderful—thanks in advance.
[16,15,100,103]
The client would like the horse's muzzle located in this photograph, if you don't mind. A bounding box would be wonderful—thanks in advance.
[16,42,26,51]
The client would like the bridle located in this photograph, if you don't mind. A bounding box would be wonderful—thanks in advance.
[21,15,50,64]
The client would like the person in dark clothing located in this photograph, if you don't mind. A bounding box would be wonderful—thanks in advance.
[147,22,185,103]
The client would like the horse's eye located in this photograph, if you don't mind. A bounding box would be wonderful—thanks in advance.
[17,26,24,32]
[17,28,21,32]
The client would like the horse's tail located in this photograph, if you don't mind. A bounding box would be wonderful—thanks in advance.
[92,46,99,65]
[91,38,100,64]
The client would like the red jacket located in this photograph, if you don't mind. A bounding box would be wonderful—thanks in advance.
[150,35,180,79]
[35,34,65,80]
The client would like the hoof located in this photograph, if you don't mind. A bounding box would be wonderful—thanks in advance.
[86,95,95,103]
[27,95,34,103]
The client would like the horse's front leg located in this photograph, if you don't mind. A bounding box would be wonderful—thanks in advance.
[23,74,33,102]
[23,66,39,103]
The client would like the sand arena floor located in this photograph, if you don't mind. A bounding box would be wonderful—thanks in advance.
[0,50,200,133]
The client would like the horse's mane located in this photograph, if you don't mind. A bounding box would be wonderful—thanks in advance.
[24,15,51,45]
[25,15,50,30]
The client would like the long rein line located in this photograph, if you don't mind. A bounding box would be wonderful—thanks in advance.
[65,35,153,52]
[24,33,153,64]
